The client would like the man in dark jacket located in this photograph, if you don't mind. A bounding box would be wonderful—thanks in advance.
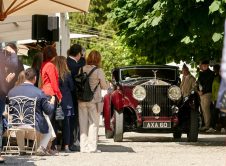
[8,68,55,155]
[67,44,85,151]
[198,60,215,131]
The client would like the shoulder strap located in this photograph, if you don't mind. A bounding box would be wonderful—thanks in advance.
[87,66,99,93]
[87,66,98,77]
[93,81,100,93]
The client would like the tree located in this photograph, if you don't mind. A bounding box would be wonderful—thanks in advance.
[68,0,151,79]
[109,0,226,64]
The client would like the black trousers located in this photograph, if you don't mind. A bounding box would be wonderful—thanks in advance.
[210,101,220,129]
[72,92,80,142]
[48,96,58,150]
[63,116,75,146]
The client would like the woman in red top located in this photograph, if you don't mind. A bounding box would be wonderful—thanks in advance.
[41,46,62,102]
[40,45,62,153]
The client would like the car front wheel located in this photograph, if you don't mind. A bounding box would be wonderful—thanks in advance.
[187,110,199,142]
[113,109,123,142]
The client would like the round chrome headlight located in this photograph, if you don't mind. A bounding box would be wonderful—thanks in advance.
[132,85,146,101]
[168,86,182,101]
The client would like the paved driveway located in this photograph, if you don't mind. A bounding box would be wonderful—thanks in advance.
[3,127,226,166]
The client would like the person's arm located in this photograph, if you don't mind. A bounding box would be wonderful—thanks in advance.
[40,92,55,115]
[191,76,196,91]
[78,57,86,67]
[98,68,109,90]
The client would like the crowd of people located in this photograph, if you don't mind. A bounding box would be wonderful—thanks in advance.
[180,60,225,133]
[1,41,226,163]
[0,43,109,162]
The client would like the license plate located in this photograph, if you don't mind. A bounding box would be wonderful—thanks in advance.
[143,121,171,128]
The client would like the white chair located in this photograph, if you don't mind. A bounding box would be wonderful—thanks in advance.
[3,96,37,155]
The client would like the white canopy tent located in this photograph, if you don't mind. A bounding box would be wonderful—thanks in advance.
[0,15,32,42]
[0,0,90,21]
[0,14,70,55]
[0,0,91,54]
[0,15,97,56]
[70,33,98,39]
[0,14,98,57]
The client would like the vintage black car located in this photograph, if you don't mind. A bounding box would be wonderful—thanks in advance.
[103,65,200,142]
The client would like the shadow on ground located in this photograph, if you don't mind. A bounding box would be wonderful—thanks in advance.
[123,134,184,143]
[2,155,42,166]
[179,137,226,147]
[120,133,226,147]
[98,144,135,153]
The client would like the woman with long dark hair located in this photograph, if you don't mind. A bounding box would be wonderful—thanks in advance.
[54,56,75,153]
[40,46,62,153]
[32,51,43,87]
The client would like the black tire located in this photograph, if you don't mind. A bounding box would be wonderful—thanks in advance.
[187,110,199,142]
[105,129,113,139]
[113,109,123,142]
[173,131,182,139]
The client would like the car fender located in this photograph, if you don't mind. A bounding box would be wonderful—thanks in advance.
[103,94,112,131]
[111,90,124,111]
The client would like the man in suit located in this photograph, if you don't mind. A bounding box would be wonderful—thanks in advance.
[8,68,55,155]
[67,44,85,151]
[180,64,196,97]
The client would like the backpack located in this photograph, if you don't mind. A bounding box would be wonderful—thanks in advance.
[74,67,100,102]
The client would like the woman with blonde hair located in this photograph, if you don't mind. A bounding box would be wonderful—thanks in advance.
[53,56,75,153]
[78,50,108,153]
[15,70,25,86]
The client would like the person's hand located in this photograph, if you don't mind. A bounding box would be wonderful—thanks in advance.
[49,96,55,105]
[58,99,61,104]
[6,73,15,83]
[5,46,16,54]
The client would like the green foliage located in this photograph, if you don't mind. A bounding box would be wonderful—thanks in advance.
[110,0,226,64]
[68,0,152,79]
[86,37,150,80]
[212,32,223,42]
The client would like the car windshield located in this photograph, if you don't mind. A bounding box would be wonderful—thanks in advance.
[120,67,177,82]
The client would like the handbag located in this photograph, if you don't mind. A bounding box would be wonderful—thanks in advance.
[55,104,64,120]
[220,90,226,113]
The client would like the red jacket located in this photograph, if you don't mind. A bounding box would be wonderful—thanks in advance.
[40,61,62,101]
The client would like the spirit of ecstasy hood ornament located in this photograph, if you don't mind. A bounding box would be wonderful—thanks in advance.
[152,70,158,82]
[141,70,169,86]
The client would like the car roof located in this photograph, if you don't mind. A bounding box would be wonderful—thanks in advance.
[114,65,179,70]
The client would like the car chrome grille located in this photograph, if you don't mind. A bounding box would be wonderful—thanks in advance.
[141,85,172,117]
